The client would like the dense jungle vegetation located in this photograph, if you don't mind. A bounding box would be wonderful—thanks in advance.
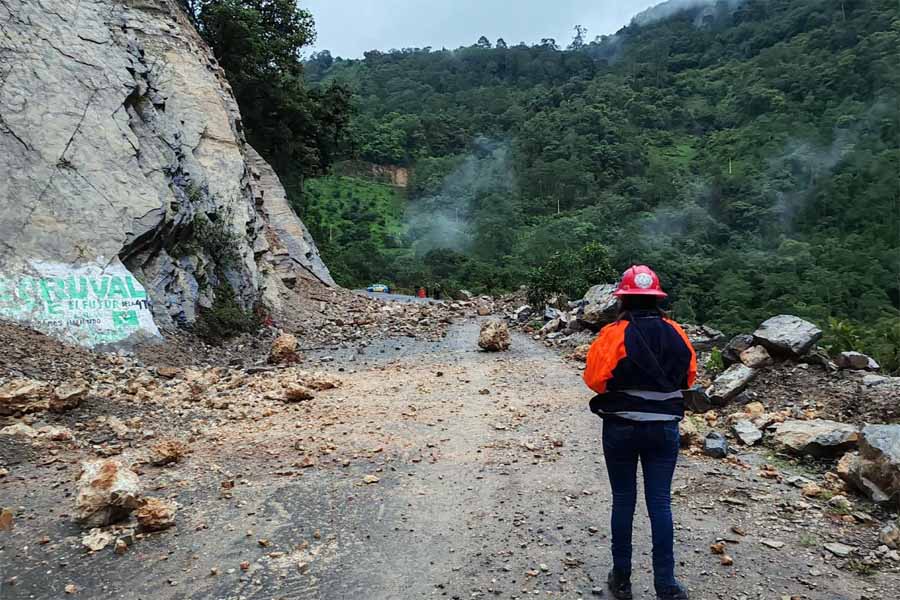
[192,0,899,371]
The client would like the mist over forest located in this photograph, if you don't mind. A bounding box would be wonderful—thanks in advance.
[191,0,899,371]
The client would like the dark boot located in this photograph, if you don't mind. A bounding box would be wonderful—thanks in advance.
[656,582,689,600]
[607,569,633,600]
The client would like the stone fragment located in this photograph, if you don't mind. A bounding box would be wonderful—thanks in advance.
[708,365,756,404]
[856,425,900,507]
[540,319,563,336]
[269,334,300,364]
[681,324,726,351]
[82,529,114,552]
[150,439,187,466]
[0,508,13,531]
[774,420,860,458]
[579,284,618,328]
[570,344,591,363]
[703,432,729,459]
[823,542,854,558]
[0,379,49,415]
[49,380,89,412]
[136,497,177,532]
[0,423,37,437]
[156,367,181,379]
[679,417,701,448]
[75,459,142,528]
[879,522,900,549]
[478,320,511,352]
[514,305,533,323]
[744,402,765,418]
[722,334,754,366]
[836,351,880,371]
[753,315,822,357]
[801,482,823,498]
[733,420,763,445]
[283,385,315,402]
[739,346,772,369]
[683,387,712,413]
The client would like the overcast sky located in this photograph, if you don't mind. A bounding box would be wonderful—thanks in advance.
[303,0,663,58]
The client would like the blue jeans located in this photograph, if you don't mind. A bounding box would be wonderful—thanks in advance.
[602,419,680,592]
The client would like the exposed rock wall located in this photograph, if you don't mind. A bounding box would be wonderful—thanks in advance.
[0,0,332,347]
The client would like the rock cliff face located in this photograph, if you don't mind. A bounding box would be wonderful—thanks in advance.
[0,0,332,348]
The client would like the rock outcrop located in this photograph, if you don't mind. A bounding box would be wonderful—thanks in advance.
[0,0,331,348]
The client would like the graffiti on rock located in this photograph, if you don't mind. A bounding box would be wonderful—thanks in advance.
[0,259,161,348]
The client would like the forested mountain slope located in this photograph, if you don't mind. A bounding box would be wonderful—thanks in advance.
[300,0,898,369]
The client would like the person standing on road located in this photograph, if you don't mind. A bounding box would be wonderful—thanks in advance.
[582,265,696,600]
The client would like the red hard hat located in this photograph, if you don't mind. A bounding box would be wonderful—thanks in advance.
[613,265,667,298]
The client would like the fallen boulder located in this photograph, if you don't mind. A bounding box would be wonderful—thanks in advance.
[579,284,618,328]
[583,283,617,306]
[774,419,859,458]
[540,318,564,336]
[733,420,763,445]
[0,379,50,415]
[682,324,726,351]
[836,351,880,371]
[75,459,142,528]
[837,452,891,504]
[49,380,89,413]
[708,364,756,405]
[863,374,899,388]
[136,497,177,532]
[703,432,729,458]
[857,425,900,508]
[478,320,511,352]
[880,521,900,549]
[683,387,713,413]
[269,333,300,364]
[753,315,822,358]
[722,334,754,366]
[514,305,533,324]
[283,384,315,402]
[0,422,37,437]
[739,346,772,369]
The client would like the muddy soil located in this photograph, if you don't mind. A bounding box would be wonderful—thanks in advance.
[1,322,897,599]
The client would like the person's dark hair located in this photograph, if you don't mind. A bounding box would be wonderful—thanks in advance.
[617,294,666,319]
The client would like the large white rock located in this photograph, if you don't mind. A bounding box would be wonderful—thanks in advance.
[753,315,822,357]
[774,419,860,458]
[478,320,511,352]
[75,459,142,527]
[580,284,618,328]
[0,0,332,347]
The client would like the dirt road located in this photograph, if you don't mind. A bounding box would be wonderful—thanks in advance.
[2,322,897,599]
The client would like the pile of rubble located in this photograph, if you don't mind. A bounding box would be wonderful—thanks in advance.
[673,314,900,512]
[0,331,350,556]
